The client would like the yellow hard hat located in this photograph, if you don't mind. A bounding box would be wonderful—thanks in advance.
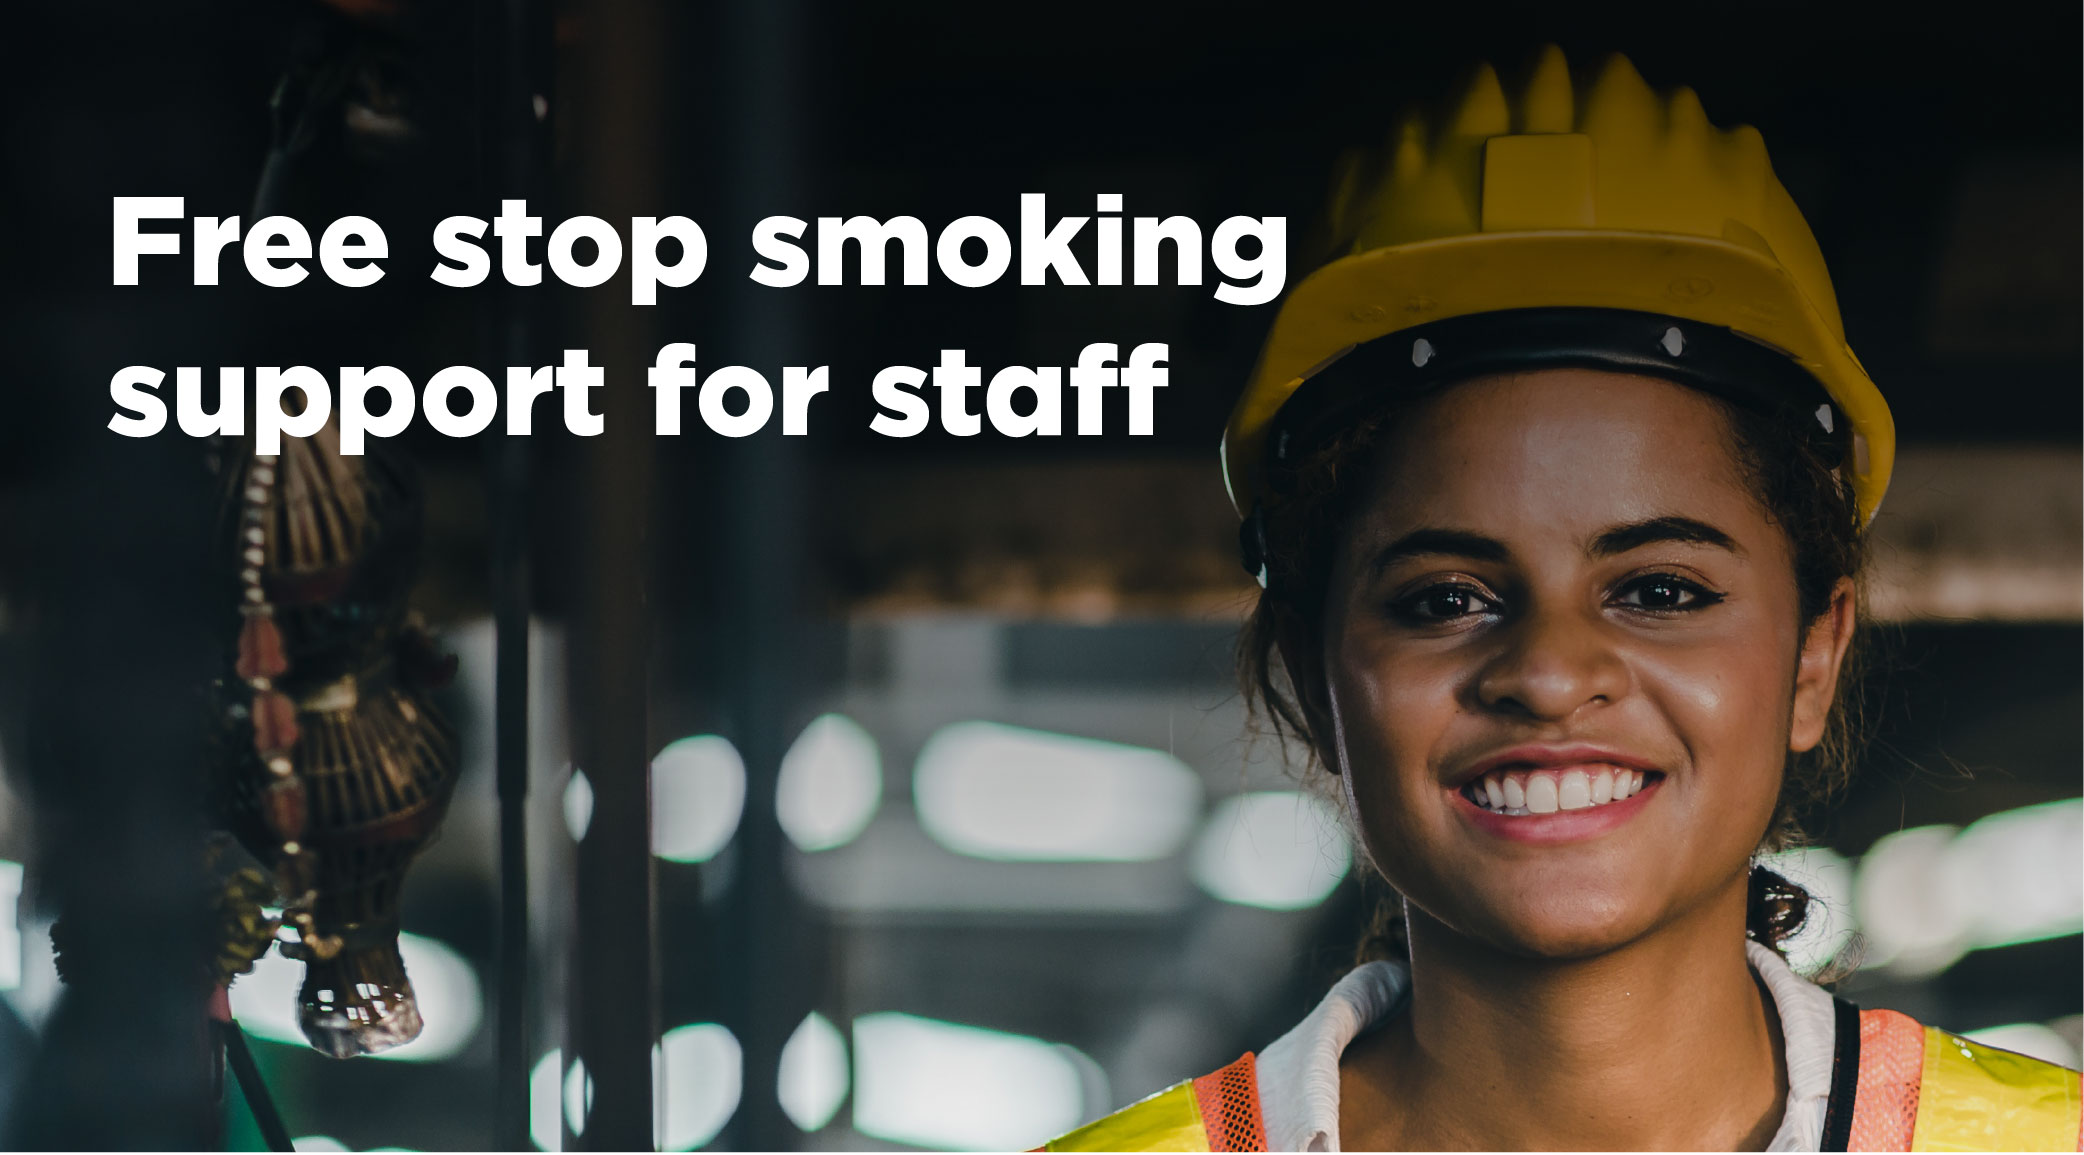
[1222,47,1894,540]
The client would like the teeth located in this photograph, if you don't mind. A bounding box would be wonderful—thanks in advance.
[1468,766,1654,816]
[1525,774,1560,814]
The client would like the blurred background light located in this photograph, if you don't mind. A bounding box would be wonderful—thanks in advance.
[652,735,747,863]
[1855,825,1959,974]
[1963,1022,2081,1069]
[914,721,1201,861]
[1855,799,2083,976]
[564,1056,592,1138]
[0,859,20,991]
[2,918,57,1031]
[293,1136,349,1152]
[777,1010,849,1133]
[228,932,482,1063]
[654,1022,742,1151]
[1756,845,1858,975]
[1942,799,2083,952]
[852,1012,1087,1150]
[562,768,594,843]
[530,1050,562,1151]
[777,714,883,852]
[1190,791,1351,911]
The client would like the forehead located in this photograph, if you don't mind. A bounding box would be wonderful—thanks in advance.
[1353,368,1764,545]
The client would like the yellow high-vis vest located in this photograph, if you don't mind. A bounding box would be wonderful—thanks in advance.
[1041,1008,2082,1152]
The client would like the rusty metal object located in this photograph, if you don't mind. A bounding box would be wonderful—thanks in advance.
[212,425,460,1058]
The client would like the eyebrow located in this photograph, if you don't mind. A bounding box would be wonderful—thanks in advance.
[1366,515,1744,575]
[1589,516,1745,559]
[1366,529,1511,575]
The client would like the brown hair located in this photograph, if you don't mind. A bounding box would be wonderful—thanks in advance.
[1238,375,1871,964]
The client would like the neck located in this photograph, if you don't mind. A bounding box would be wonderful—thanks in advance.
[1342,879,1787,1151]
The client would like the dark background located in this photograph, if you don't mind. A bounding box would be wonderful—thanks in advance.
[0,0,2077,1150]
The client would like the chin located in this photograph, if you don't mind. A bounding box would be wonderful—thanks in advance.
[1418,886,1656,961]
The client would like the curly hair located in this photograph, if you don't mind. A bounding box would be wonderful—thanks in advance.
[1237,375,1872,964]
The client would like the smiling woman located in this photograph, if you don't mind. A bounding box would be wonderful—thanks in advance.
[1040,46,2082,1155]
[1312,369,1852,968]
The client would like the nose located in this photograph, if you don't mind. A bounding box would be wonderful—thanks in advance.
[1472,603,1631,721]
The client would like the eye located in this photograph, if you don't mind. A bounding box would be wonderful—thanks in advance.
[1392,581,1500,623]
[1614,573,1723,611]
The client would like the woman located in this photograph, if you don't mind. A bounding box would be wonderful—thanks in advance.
[1043,49,2081,1152]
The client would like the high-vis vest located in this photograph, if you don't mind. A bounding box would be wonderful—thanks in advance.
[1041,1006,2083,1152]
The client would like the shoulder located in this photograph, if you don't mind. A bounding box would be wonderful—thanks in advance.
[1847,1007,2082,1152]
[1041,962,1410,1152]
[1038,1053,1266,1153]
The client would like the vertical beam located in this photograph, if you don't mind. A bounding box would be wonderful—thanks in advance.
[715,0,810,1147]
[5,425,216,1147]
[491,363,537,1145]
[485,0,552,1149]
[568,0,661,1148]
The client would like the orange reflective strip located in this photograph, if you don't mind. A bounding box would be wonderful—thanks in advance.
[1190,1053,1267,1153]
[1851,1008,1926,1151]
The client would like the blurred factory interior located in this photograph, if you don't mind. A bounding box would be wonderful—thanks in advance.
[0,0,2078,1149]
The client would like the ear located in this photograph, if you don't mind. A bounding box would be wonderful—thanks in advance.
[1272,605,1340,771]
[1789,576,1857,754]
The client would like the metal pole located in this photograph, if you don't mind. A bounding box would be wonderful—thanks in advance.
[491,369,536,1155]
[716,0,811,1146]
[221,1021,295,1153]
[486,0,551,1147]
[569,0,662,1147]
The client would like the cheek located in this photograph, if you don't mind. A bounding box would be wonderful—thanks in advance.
[1323,632,1465,858]
[1634,619,1800,825]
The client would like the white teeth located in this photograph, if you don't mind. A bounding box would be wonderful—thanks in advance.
[1473,766,1655,816]
[1525,774,1560,814]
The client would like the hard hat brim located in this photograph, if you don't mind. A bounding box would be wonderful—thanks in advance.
[1222,230,1895,524]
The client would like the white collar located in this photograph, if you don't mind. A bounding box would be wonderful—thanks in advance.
[1254,939,1837,1152]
